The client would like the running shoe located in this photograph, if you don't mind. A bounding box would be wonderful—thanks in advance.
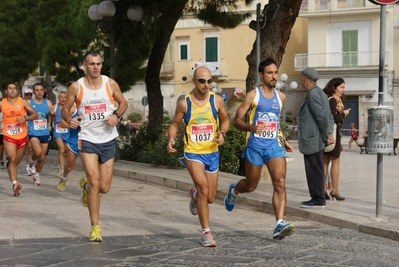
[0,161,4,169]
[273,221,295,240]
[57,179,67,192]
[29,163,36,176]
[13,182,22,197]
[89,225,103,242]
[33,173,41,186]
[80,177,88,207]
[25,165,30,176]
[224,183,237,212]
[200,231,216,247]
[189,186,198,215]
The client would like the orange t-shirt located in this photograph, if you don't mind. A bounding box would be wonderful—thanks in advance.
[1,97,27,139]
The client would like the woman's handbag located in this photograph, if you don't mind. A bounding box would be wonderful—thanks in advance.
[324,123,337,153]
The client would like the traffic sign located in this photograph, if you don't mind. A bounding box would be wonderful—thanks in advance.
[368,0,399,4]
[221,93,228,102]
[141,96,148,106]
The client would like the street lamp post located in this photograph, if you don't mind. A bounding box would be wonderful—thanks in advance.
[210,81,222,94]
[88,0,143,79]
[275,73,298,123]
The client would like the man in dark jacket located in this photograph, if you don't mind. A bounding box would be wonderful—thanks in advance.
[297,68,334,208]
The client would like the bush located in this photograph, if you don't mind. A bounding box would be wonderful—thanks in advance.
[127,112,142,123]
[121,120,246,174]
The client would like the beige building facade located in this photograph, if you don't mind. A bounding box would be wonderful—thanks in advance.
[123,1,399,138]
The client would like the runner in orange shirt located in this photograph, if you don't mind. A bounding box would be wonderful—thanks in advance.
[0,82,37,196]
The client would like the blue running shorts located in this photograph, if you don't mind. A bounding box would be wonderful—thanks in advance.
[183,151,219,173]
[242,146,286,166]
[80,139,117,163]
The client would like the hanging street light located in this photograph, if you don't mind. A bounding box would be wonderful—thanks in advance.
[88,0,143,79]
[275,73,298,123]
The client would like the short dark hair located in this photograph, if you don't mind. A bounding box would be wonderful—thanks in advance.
[5,82,17,89]
[32,83,44,91]
[258,57,278,73]
[83,50,101,62]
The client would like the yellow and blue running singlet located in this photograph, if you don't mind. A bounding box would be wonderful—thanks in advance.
[183,92,218,154]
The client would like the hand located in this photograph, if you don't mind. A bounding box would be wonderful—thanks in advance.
[167,139,176,154]
[252,124,265,135]
[215,131,225,146]
[284,140,294,152]
[17,116,25,123]
[69,116,81,129]
[344,108,351,117]
[104,114,119,127]
[326,133,335,145]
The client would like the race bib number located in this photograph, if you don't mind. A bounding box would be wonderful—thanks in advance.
[254,121,277,139]
[190,124,214,142]
[33,119,47,131]
[6,123,22,135]
[55,125,69,133]
[84,103,106,121]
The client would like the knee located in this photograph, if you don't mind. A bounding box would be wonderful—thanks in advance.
[39,154,46,162]
[99,185,110,194]
[66,165,73,173]
[273,176,285,191]
[243,182,257,193]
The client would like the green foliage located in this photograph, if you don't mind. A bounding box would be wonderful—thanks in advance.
[121,120,247,174]
[127,112,142,123]
[218,125,246,174]
[35,0,99,84]
[196,5,252,29]
[0,0,41,87]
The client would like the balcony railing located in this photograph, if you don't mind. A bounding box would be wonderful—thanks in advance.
[337,0,365,9]
[301,0,371,11]
[294,51,387,70]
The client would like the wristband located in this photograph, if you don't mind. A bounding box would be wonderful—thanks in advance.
[113,110,122,119]
[220,131,226,138]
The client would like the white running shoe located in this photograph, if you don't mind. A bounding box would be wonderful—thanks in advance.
[29,163,36,176]
[33,173,41,186]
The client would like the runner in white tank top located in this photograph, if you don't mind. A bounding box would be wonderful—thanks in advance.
[76,75,118,143]
[62,51,127,242]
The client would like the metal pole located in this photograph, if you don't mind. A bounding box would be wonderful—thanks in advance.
[376,5,386,218]
[109,17,115,79]
[256,3,261,83]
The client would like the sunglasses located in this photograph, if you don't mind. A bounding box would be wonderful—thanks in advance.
[195,78,212,84]
[25,93,32,96]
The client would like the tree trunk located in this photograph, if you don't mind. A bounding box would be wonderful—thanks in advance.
[145,0,188,135]
[246,0,302,92]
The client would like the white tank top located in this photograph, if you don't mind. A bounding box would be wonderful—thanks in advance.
[76,75,118,143]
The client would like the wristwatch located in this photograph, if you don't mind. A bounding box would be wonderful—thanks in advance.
[25,115,29,121]
[113,110,122,119]
[220,131,226,138]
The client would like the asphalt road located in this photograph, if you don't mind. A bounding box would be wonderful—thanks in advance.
[0,156,399,266]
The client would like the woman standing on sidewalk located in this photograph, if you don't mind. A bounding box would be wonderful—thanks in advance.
[323,78,350,201]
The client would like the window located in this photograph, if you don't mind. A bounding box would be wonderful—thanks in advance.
[342,30,358,67]
[205,37,218,62]
[178,40,189,61]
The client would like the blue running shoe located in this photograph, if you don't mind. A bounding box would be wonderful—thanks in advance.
[273,221,294,240]
[224,183,237,212]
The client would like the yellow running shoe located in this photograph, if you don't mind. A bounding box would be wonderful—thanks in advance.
[57,179,66,192]
[79,177,88,207]
[89,225,103,242]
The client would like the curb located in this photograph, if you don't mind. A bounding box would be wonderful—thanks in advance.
[45,153,399,242]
